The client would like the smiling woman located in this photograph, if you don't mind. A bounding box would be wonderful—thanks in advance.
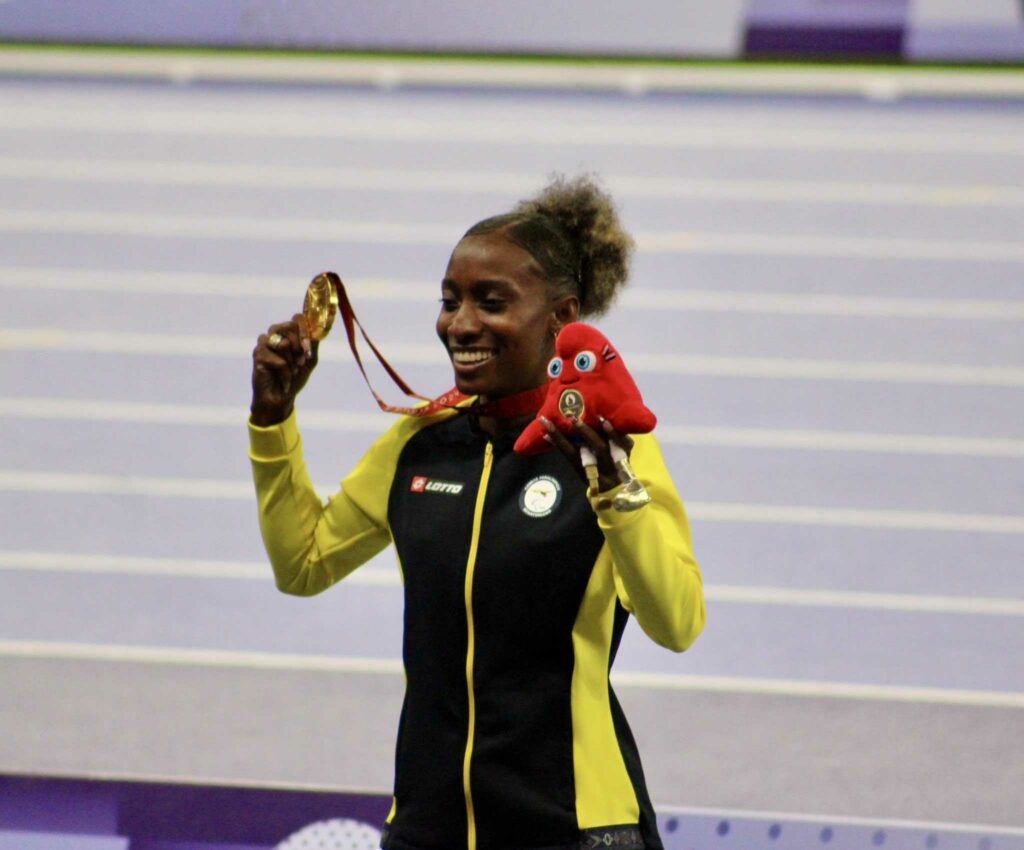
[248,174,706,850]
[438,176,633,436]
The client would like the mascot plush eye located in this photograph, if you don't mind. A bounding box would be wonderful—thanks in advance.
[547,357,563,378]
[574,351,597,372]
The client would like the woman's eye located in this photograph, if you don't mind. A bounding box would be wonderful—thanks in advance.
[574,351,597,372]
[439,298,457,312]
[479,299,505,312]
[547,358,563,378]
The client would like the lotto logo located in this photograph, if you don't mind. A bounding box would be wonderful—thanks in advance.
[410,476,464,496]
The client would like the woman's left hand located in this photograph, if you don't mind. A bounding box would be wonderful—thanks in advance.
[541,415,634,493]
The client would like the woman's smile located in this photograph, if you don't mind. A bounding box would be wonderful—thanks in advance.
[451,348,498,367]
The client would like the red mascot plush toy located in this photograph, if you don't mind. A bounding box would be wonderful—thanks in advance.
[515,323,656,454]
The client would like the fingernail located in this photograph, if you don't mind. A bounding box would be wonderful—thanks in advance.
[601,419,614,433]
[540,416,553,431]
[543,434,553,444]
[302,340,312,357]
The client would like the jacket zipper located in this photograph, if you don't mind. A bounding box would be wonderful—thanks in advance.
[462,440,493,850]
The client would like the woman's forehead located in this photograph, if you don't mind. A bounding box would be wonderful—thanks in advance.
[445,232,543,284]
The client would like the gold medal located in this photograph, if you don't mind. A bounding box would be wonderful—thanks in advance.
[303,272,340,341]
[558,388,584,420]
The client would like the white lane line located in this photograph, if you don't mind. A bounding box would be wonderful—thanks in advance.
[3,48,1024,101]
[0,209,457,246]
[1,470,1022,534]
[629,354,1024,387]
[4,266,1024,322]
[692,502,1024,534]
[0,396,388,433]
[610,670,1024,708]
[0,640,403,675]
[606,675,1024,708]
[3,105,1024,155]
[656,425,1024,458]
[3,550,1022,616]
[4,396,1024,458]
[4,157,1024,210]
[639,230,1024,263]
[0,550,395,585]
[0,266,305,298]
[3,209,1024,263]
[0,551,397,586]
[1,639,1020,708]
[5,396,1023,458]
[626,289,1024,321]
[706,584,1024,616]
[4,329,1024,387]
[0,470,252,500]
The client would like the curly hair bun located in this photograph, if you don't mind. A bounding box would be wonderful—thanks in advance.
[513,174,634,318]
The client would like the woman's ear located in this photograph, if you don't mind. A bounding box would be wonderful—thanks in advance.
[551,295,579,336]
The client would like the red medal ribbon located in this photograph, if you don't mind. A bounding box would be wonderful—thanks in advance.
[321,271,548,420]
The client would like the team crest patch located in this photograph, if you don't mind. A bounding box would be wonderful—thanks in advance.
[520,475,562,518]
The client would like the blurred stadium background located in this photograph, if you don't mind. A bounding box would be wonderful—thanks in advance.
[1,2,1023,848]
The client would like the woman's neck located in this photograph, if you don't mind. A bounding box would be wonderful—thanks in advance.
[470,383,548,436]
[474,411,534,437]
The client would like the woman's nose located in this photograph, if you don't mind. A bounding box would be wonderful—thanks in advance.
[448,303,481,339]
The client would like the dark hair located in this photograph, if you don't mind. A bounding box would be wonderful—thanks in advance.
[463,174,633,318]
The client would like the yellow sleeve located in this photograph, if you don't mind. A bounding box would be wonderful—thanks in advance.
[248,410,423,596]
[598,432,706,652]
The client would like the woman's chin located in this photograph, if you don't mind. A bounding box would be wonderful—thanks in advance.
[453,373,491,398]
[451,366,540,400]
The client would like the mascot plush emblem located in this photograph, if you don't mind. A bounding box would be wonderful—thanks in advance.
[514,323,655,511]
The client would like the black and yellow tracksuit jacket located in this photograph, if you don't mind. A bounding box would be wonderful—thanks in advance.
[249,408,705,850]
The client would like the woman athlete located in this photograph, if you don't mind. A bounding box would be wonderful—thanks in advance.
[249,175,706,850]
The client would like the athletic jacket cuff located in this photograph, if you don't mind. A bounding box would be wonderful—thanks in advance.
[594,484,647,530]
[248,409,300,460]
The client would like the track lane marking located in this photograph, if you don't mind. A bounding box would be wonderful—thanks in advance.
[3,210,1024,262]
[3,106,1024,155]
[0,471,1021,533]
[3,329,1024,386]
[3,157,1024,209]
[3,397,1023,457]
[2,49,1024,101]
[2,550,1022,616]
[3,266,1023,321]
[0,639,1020,708]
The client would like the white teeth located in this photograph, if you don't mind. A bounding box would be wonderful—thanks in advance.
[453,350,495,365]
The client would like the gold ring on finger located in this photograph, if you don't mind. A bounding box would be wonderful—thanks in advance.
[268,332,285,350]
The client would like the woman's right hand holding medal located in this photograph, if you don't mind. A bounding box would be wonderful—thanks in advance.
[250,314,318,427]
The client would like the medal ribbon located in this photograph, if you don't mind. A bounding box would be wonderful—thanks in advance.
[319,272,548,419]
